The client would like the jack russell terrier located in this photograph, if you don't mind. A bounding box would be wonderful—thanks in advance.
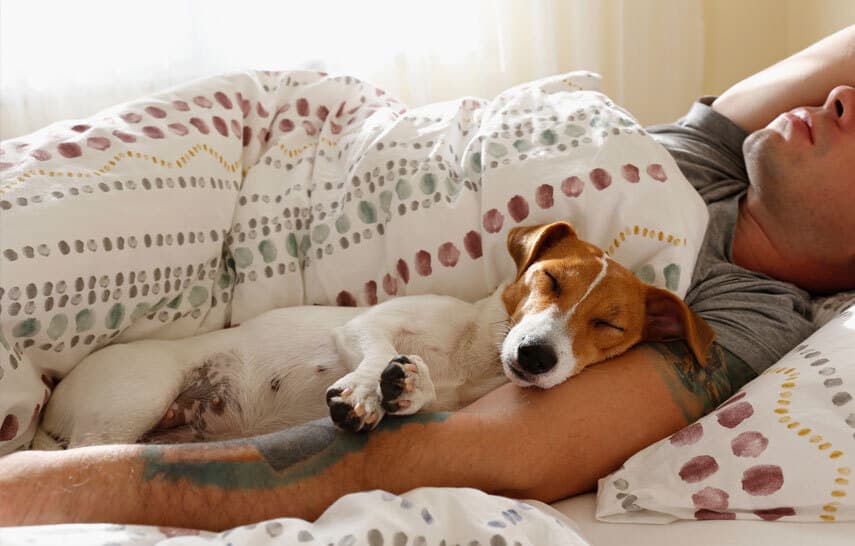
[34,221,714,449]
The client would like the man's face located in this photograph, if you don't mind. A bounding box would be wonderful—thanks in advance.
[743,85,855,268]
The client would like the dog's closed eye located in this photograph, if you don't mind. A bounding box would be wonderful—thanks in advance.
[592,319,625,332]
[542,269,560,294]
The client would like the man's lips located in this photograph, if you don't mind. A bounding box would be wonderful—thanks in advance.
[784,111,814,144]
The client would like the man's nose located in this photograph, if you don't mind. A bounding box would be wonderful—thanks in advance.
[825,85,855,131]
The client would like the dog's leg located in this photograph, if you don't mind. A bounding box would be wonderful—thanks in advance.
[325,327,436,432]
[37,342,191,448]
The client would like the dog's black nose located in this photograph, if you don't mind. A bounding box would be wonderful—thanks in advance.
[516,341,557,374]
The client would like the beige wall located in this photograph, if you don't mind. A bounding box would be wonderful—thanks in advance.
[703,0,855,97]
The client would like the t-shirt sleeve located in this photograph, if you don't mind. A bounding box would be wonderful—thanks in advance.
[646,97,749,204]
[647,98,816,374]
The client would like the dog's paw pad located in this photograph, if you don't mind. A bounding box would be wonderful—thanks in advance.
[380,361,407,401]
[328,400,365,431]
[380,355,434,415]
[325,382,383,432]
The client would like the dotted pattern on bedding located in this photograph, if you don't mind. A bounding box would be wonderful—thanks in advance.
[0,70,708,452]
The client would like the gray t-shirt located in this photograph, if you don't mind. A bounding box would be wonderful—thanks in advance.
[647,97,815,374]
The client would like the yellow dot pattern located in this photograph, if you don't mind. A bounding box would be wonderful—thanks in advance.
[0,143,240,197]
[770,365,850,522]
[606,224,688,255]
[278,136,338,159]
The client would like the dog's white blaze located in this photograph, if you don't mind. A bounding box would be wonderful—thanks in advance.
[565,256,609,320]
[502,257,611,389]
[536,256,610,387]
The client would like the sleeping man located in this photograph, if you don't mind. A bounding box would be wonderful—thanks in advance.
[1,25,854,530]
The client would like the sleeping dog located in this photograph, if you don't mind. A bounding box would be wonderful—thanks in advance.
[34,221,714,449]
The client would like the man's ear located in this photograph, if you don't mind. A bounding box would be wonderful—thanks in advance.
[506,222,578,279]
[643,286,716,366]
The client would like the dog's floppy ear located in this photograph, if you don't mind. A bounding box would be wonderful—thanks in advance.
[643,286,716,367]
[506,222,579,279]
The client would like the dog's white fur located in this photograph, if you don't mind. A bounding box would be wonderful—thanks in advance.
[35,291,512,448]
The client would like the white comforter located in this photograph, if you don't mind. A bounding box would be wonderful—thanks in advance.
[0,69,707,453]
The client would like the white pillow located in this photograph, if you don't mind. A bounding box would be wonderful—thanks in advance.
[596,304,855,523]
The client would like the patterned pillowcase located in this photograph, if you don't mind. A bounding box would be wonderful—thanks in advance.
[814,290,855,328]
[596,304,855,523]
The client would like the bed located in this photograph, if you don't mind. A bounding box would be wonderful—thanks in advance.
[1,69,853,545]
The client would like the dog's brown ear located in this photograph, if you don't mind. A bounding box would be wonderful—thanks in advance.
[506,222,579,279]
[643,286,716,367]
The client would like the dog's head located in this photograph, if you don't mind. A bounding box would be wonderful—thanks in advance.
[500,221,715,388]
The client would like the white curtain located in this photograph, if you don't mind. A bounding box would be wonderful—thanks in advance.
[0,0,704,140]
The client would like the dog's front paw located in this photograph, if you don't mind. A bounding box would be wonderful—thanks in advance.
[379,355,436,415]
[326,374,385,432]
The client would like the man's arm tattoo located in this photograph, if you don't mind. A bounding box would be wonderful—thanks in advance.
[651,341,757,422]
[140,413,450,490]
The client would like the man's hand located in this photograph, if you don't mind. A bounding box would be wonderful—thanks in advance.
[714,24,855,132]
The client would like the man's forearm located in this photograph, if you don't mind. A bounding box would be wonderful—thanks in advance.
[0,412,514,531]
[714,24,855,132]
[0,341,753,531]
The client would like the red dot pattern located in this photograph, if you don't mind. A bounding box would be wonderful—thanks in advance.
[731,431,768,457]
[692,486,729,510]
[145,106,167,119]
[665,390,795,521]
[214,91,233,110]
[336,291,357,307]
[561,176,584,197]
[364,281,378,305]
[212,116,228,137]
[0,414,18,441]
[87,137,111,150]
[396,259,410,284]
[31,149,52,161]
[754,507,796,521]
[190,118,210,134]
[57,142,81,158]
[742,465,784,496]
[535,184,554,208]
[2,78,435,180]
[193,96,213,108]
[622,163,640,183]
[112,130,136,143]
[415,250,432,277]
[168,123,189,136]
[716,401,754,428]
[382,274,398,295]
[438,242,460,267]
[679,455,719,483]
[507,195,529,222]
[669,422,703,447]
[590,168,612,190]
[482,209,504,233]
[463,231,482,259]
[142,126,165,139]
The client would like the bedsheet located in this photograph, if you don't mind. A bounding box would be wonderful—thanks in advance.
[555,493,855,546]
[0,487,590,546]
[6,489,855,546]
[0,70,708,453]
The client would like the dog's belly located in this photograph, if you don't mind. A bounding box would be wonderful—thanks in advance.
[143,307,365,443]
